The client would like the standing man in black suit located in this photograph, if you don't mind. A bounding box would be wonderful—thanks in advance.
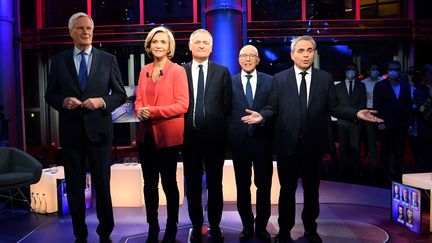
[335,63,366,180]
[373,60,412,177]
[45,12,126,243]
[182,29,232,242]
[241,35,382,243]
[228,45,273,242]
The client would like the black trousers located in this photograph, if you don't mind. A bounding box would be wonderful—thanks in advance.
[231,137,273,231]
[337,122,361,174]
[364,122,378,167]
[379,126,408,171]
[62,133,114,239]
[277,144,321,234]
[138,133,180,227]
[183,130,225,229]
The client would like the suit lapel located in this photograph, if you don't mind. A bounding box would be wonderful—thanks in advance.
[185,62,194,102]
[87,48,100,92]
[308,68,319,108]
[253,72,265,108]
[205,61,215,93]
[66,50,81,92]
[233,74,249,107]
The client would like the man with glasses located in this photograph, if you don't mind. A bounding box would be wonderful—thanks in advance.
[228,45,273,242]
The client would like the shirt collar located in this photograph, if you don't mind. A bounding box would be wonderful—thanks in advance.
[192,59,209,70]
[294,65,312,76]
[241,69,257,78]
[74,46,92,56]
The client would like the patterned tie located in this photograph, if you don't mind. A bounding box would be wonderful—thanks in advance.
[349,80,353,97]
[245,74,253,107]
[299,71,308,134]
[79,51,88,91]
[195,64,205,128]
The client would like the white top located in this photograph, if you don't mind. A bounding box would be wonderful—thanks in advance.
[361,76,384,108]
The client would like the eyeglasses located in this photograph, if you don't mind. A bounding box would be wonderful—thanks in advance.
[239,54,259,59]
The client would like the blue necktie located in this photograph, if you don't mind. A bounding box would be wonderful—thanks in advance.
[299,71,308,134]
[195,64,205,128]
[245,74,255,136]
[245,74,253,107]
[79,51,88,91]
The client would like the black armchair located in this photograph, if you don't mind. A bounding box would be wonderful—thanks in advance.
[0,147,43,209]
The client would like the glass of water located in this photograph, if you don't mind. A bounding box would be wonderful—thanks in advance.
[123,157,131,166]
[131,157,139,166]
[49,164,59,174]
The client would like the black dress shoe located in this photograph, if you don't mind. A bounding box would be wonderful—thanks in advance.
[190,227,202,243]
[209,227,224,242]
[304,231,322,243]
[239,228,254,242]
[162,225,178,243]
[146,224,160,243]
[255,230,271,242]
[274,232,292,243]
[99,237,113,243]
[75,238,87,243]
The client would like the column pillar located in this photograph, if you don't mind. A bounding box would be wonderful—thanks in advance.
[0,0,24,148]
[205,0,243,74]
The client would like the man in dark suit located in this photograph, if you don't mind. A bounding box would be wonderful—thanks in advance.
[373,60,412,177]
[335,63,366,180]
[182,29,232,242]
[45,12,126,243]
[228,45,273,242]
[241,35,382,243]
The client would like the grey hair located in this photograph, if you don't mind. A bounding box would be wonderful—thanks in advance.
[189,29,213,45]
[290,35,316,53]
[68,12,94,30]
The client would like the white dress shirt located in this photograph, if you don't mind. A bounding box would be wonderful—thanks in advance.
[294,65,312,105]
[241,69,257,99]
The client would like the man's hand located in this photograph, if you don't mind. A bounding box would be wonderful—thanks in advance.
[62,97,82,110]
[356,109,384,123]
[82,98,105,110]
[241,109,264,124]
[137,106,150,121]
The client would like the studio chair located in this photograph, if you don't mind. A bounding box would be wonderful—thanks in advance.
[0,147,42,210]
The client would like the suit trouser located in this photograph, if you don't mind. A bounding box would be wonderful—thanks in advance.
[231,137,273,231]
[364,122,378,167]
[183,130,225,229]
[337,122,361,173]
[276,146,321,234]
[62,133,114,239]
[138,133,180,227]
[379,126,408,171]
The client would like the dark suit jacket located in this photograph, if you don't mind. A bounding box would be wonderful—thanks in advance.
[260,67,358,156]
[228,71,273,152]
[45,47,127,145]
[183,61,232,144]
[373,78,412,128]
[334,80,367,126]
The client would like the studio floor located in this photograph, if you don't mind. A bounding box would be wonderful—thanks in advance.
[1,180,431,243]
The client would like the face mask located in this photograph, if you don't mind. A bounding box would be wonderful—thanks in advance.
[388,70,400,80]
[370,70,380,78]
[345,70,356,80]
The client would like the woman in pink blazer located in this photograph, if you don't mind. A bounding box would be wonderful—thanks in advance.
[134,26,189,243]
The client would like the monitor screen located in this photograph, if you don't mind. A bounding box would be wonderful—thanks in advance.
[391,182,425,233]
